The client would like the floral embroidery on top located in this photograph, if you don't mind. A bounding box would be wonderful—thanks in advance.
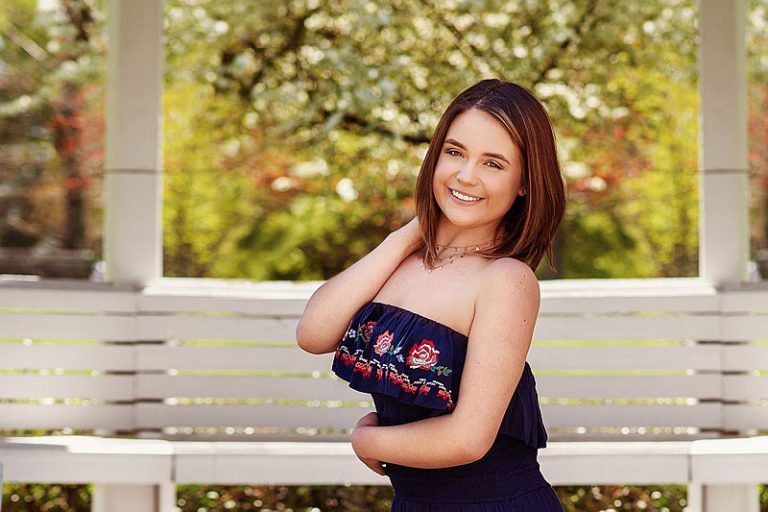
[407,339,439,370]
[373,330,394,356]
[406,339,453,376]
[358,320,377,346]
[334,329,456,410]
[331,302,465,411]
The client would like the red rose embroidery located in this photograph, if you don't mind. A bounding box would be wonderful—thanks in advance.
[406,339,440,370]
[418,385,431,395]
[376,368,383,380]
[339,352,355,366]
[437,389,451,402]
[358,321,377,345]
[373,330,393,356]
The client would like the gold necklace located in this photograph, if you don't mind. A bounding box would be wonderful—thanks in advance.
[420,239,496,272]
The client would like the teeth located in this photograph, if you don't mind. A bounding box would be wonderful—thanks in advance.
[451,189,482,202]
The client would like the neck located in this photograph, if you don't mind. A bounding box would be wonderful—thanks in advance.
[435,221,501,248]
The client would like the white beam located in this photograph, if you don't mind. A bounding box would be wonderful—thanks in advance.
[104,0,164,285]
[698,0,749,285]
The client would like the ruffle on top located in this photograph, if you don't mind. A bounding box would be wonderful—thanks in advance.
[331,301,548,449]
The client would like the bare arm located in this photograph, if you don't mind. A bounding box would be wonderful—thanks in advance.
[351,259,541,469]
[296,218,422,355]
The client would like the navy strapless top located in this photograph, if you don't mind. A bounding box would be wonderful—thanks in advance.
[331,300,548,449]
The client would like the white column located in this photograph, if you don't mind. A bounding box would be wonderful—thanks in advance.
[698,0,749,285]
[687,483,759,512]
[92,483,177,512]
[104,0,164,285]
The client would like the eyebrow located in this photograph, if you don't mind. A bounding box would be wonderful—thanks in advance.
[443,138,511,165]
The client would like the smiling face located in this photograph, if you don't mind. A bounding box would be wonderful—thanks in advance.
[431,107,524,240]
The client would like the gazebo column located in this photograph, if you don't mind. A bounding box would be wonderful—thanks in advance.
[103,0,164,286]
[698,0,749,285]
[693,2,755,512]
[97,1,173,511]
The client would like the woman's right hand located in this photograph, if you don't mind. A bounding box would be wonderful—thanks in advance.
[388,216,423,253]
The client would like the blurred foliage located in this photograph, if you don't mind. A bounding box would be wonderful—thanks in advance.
[1,483,89,511]
[159,0,709,280]
[3,482,768,511]
[5,0,768,280]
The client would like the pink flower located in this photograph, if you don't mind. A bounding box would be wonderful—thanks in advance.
[406,339,440,370]
[373,330,394,356]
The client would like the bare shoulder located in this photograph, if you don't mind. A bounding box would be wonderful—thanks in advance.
[475,258,540,316]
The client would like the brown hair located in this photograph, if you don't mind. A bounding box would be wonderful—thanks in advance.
[415,78,567,273]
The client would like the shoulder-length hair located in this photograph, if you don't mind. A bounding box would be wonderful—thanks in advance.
[415,78,567,273]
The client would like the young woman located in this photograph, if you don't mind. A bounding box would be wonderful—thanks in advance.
[297,78,566,511]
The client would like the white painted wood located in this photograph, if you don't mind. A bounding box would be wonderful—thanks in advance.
[527,345,722,370]
[719,286,768,310]
[135,345,323,371]
[134,374,722,401]
[723,345,768,369]
[0,344,134,370]
[0,283,136,310]
[541,403,722,429]
[92,484,176,512]
[723,404,768,431]
[721,315,768,340]
[690,436,768,482]
[137,315,299,342]
[135,403,370,429]
[1,436,767,496]
[538,441,691,485]
[687,482,704,512]
[104,0,164,285]
[535,375,721,398]
[0,436,172,483]
[0,314,136,340]
[0,375,133,399]
[698,0,749,284]
[696,485,759,512]
[0,405,133,430]
[531,315,722,340]
[136,375,370,401]
[173,441,389,485]
[723,375,768,399]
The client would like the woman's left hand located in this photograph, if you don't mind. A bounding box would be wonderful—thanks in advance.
[351,412,387,476]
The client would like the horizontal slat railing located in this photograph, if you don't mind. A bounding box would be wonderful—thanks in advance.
[0,277,766,442]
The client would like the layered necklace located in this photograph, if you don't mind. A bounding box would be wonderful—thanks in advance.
[419,238,497,272]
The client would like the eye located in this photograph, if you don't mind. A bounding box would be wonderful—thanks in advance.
[487,161,503,170]
[445,148,462,157]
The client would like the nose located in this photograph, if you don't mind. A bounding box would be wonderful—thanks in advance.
[456,162,479,186]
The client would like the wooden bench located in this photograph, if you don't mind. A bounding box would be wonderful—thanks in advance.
[1,277,766,511]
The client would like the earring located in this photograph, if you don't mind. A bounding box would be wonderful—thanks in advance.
[520,188,527,196]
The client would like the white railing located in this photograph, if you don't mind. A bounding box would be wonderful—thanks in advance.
[0,276,766,511]
[1,276,765,441]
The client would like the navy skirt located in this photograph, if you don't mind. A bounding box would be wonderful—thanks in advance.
[374,393,563,511]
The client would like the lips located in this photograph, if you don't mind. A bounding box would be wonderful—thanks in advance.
[449,187,484,201]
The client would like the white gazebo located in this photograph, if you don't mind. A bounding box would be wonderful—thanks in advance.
[0,1,766,511]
